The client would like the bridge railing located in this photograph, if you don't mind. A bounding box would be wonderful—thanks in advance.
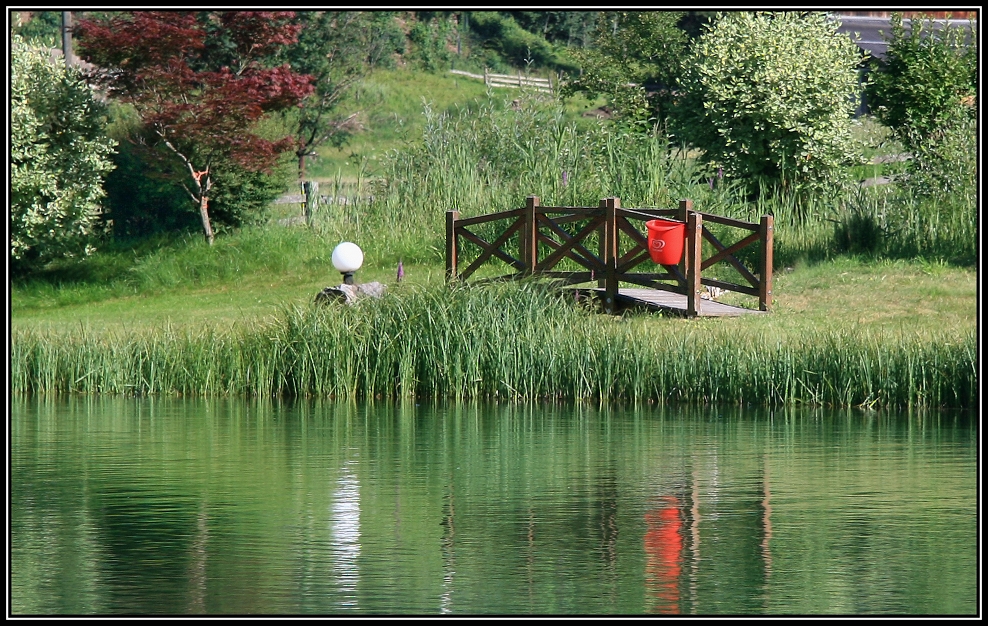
[446,196,773,315]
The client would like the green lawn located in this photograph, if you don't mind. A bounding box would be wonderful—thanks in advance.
[11,250,976,341]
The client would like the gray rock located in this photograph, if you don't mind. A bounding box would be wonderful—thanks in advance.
[315,281,387,306]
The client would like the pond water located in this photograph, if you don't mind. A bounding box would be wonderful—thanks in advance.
[9,397,977,616]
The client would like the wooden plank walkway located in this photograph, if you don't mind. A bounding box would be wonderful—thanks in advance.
[586,287,764,317]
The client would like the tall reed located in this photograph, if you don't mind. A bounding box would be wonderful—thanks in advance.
[12,282,976,408]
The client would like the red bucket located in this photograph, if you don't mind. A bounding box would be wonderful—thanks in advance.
[645,219,686,265]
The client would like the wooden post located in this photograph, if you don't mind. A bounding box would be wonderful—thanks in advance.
[484,67,489,87]
[686,211,703,317]
[62,11,73,68]
[524,196,539,273]
[604,197,620,314]
[303,181,319,226]
[759,214,774,312]
[677,199,693,291]
[446,210,459,283]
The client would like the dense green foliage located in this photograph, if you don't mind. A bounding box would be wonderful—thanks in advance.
[75,11,314,245]
[10,35,117,273]
[673,12,865,196]
[866,13,977,147]
[360,12,408,69]
[101,108,296,239]
[564,11,690,123]
[11,10,61,47]
[467,11,577,72]
[283,85,976,271]
[903,110,977,199]
[10,11,977,275]
[866,13,978,199]
[285,11,403,178]
[507,11,598,47]
[102,141,196,238]
[407,14,456,71]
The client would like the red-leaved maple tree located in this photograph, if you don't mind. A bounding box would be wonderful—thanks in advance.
[75,11,313,244]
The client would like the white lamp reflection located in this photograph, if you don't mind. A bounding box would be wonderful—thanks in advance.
[331,459,361,608]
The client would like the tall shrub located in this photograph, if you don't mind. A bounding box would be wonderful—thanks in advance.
[12,11,61,47]
[866,13,977,198]
[866,13,977,148]
[672,12,864,198]
[564,11,689,123]
[10,34,116,272]
[408,14,455,72]
[285,11,380,179]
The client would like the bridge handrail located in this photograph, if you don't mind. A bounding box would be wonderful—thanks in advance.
[446,196,773,315]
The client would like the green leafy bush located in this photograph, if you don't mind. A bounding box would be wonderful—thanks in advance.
[508,11,598,47]
[205,154,296,231]
[101,141,195,238]
[103,142,294,238]
[866,13,977,200]
[363,12,407,69]
[672,12,865,197]
[904,107,977,198]
[408,15,455,72]
[563,11,689,124]
[866,13,977,149]
[11,35,117,272]
[12,11,61,47]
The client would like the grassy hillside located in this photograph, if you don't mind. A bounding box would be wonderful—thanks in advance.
[302,68,601,183]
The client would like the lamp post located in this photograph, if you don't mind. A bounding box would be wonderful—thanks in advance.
[332,242,363,285]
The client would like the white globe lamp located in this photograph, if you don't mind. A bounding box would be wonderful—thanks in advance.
[332,242,363,285]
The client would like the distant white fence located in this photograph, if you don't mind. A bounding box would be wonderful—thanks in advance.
[273,181,372,226]
[449,68,554,94]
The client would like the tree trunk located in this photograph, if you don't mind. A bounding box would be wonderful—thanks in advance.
[199,194,215,246]
[298,152,307,181]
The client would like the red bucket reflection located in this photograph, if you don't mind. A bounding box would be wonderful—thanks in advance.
[644,496,683,614]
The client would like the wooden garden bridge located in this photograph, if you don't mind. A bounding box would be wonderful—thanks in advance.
[445,197,773,317]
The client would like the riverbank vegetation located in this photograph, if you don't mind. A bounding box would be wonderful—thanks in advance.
[10,279,977,408]
[10,11,977,408]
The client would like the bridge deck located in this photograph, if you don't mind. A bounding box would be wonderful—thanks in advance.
[586,287,765,317]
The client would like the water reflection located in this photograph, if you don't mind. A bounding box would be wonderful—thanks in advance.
[644,496,683,614]
[439,484,455,614]
[187,501,209,613]
[9,398,976,615]
[331,460,360,608]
